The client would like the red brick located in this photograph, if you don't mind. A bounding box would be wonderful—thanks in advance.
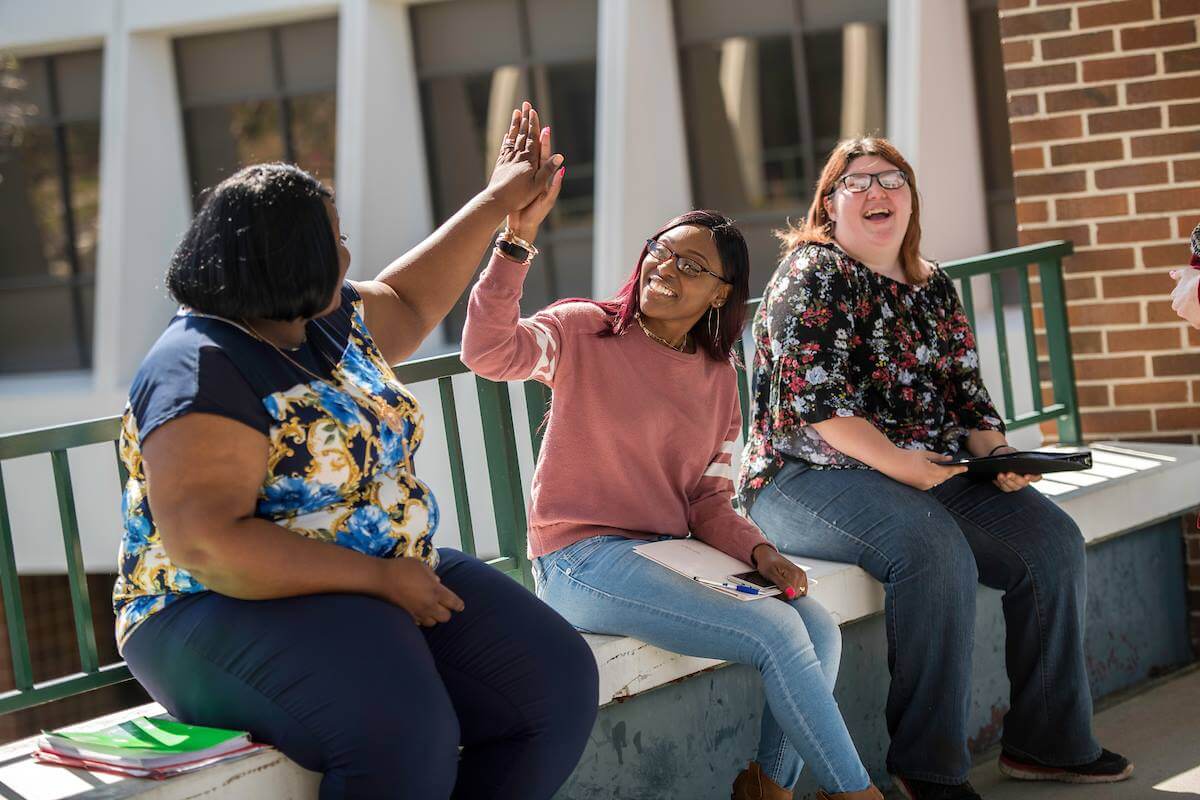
[1006,63,1078,90]
[1045,85,1119,113]
[1102,270,1177,297]
[1178,214,1200,238]
[1190,326,1200,347]
[1003,39,1035,64]
[1166,48,1200,75]
[1083,54,1158,82]
[1081,409,1152,433]
[1136,187,1200,214]
[1075,383,1111,407]
[1050,139,1125,165]
[1114,380,1190,404]
[1041,30,1115,60]
[1162,0,1200,17]
[1127,76,1200,104]
[1150,301,1190,321]
[1131,130,1200,157]
[1153,352,1200,375]
[1076,356,1147,380]
[1096,217,1174,243]
[1015,170,1088,196]
[1017,200,1050,224]
[1178,159,1200,182]
[1144,243,1193,268]
[1011,114,1083,143]
[1073,331,1105,354]
[1064,248,1137,273]
[1000,0,1031,8]
[1121,22,1198,50]
[1077,0,1153,28]
[1018,224,1092,246]
[1057,194,1129,220]
[1089,107,1162,135]
[1108,326,1184,351]
[1067,275,1099,300]
[1067,301,1142,326]
[1095,162,1170,189]
[1001,9,1072,37]
[1009,93,1040,117]
[1169,102,1200,127]
[1012,146,1045,171]
[1157,407,1200,430]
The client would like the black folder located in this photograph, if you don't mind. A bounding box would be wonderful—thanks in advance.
[953,450,1092,478]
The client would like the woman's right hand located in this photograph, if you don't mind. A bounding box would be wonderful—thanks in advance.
[1169,268,1200,329]
[890,449,968,491]
[379,558,465,627]
[486,102,564,215]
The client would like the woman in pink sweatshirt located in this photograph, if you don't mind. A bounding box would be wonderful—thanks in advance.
[461,179,880,799]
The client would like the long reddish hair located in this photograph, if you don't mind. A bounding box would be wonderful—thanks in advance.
[551,210,750,361]
[777,136,926,285]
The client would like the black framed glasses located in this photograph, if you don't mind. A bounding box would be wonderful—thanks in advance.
[829,169,909,194]
[645,238,731,283]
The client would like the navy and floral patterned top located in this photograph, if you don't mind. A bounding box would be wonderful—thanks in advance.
[113,283,439,650]
[737,242,1005,510]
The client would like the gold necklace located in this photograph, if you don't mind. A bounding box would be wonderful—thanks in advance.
[635,312,688,352]
[239,319,412,437]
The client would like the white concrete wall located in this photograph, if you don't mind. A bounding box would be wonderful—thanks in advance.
[0,1,1006,572]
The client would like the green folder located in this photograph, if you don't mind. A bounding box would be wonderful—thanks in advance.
[40,717,251,768]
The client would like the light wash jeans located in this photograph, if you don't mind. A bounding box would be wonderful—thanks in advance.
[533,534,872,793]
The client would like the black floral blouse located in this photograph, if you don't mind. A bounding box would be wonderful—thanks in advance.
[737,242,1005,510]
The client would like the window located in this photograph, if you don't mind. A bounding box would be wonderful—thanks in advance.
[968,0,1018,251]
[175,18,338,205]
[0,50,102,374]
[675,0,888,292]
[411,0,598,341]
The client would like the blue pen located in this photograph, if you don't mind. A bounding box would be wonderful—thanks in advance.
[693,576,761,595]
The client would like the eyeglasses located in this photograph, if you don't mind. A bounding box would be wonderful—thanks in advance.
[829,169,909,194]
[645,238,731,283]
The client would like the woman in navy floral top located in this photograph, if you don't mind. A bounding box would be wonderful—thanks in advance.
[738,138,1131,800]
[116,104,597,800]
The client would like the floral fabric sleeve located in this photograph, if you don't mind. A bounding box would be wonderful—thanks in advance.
[765,247,863,432]
[940,276,1005,434]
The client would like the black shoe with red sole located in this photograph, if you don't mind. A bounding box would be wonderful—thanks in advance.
[998,748,1133,784]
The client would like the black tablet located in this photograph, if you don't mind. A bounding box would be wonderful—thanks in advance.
[953,450,1092,477]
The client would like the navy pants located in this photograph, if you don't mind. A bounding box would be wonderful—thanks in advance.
[123,548,599,799]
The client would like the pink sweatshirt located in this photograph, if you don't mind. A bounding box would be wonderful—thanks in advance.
[461,253,773,566]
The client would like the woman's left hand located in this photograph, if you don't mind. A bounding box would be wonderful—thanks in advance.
[989,445,1043,492]
[752,544,808,598]
[506,125,565,243]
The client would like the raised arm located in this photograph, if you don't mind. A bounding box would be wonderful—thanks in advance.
[142,414,463,626]
[354,103,564,364]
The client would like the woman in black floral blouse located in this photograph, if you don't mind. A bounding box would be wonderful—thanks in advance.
[737,138,1131,800]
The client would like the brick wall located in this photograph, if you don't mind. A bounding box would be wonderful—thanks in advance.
[996,0,1200,657]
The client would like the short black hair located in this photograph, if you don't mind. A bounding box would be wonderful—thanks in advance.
[167,162,338,321]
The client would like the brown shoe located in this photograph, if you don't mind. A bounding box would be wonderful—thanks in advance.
[817,786,886,800]
[731,761,792,800]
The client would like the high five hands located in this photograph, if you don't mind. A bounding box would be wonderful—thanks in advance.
[486,102,566,243]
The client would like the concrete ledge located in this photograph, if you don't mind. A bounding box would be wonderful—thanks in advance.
[5,442,1196,798]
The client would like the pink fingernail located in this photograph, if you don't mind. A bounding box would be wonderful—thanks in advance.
[785,587,797,599]
[558,166,566,179]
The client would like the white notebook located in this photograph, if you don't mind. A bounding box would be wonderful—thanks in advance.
[633,538,815,601]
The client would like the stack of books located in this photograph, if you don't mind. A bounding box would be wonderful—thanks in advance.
[34,716,267,779]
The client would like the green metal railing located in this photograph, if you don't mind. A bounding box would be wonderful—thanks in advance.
[0,240,1079,715]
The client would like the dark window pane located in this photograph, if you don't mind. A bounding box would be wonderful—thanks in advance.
[675,0,793,45]
[279,18,339,93]
[175,29,276,106]
[527,0,598,61]
[289,93,337,190]
[184,100,287,196]
[54,50,103,121]
[0,287,84,372]
[542,62,595,222]
[64,121,101,275]
[412,0,523,75]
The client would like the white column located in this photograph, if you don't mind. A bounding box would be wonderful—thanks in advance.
[886,0,989,261]
[592,0,692,298]
[334,0,433,279]
[93,3,192,390]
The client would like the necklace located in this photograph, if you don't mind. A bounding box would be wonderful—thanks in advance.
[635,312,688,352]
[181,309,410,437]
[240,319,412,437]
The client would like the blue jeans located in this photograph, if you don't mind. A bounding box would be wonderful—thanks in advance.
[748,462,1101,784]
[124,549,598,800]
[533,534,872,793]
